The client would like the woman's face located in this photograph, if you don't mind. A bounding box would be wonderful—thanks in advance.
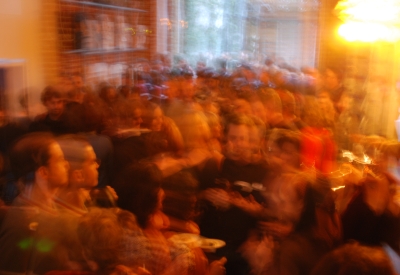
[151,107,163,131]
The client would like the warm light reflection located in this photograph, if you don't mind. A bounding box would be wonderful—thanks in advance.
[332,186,346,191]
[335,0,400,23]
[338,22,400,42]
[335,0,400,42]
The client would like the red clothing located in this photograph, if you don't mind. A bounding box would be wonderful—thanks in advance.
[301,127,336,174]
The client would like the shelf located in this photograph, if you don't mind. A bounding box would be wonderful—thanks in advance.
[62,0,147,13]
[64,48,146,55]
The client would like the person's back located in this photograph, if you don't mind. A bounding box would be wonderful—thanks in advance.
[310,243,395,275]
[0,133,69,274]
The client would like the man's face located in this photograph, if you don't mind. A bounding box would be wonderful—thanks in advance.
[151,107,163,131]
[325,69,340,90]
[233,99,252,116]
[46,142,69,188]
[45,97,65,117]
[225,124,251,162]
[80,146,99,188]
[251,100,267,123]
[132,108,143,129]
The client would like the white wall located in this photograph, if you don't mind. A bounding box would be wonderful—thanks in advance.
[0,0,46,116]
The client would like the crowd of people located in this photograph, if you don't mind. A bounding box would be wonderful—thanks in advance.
[0,57,400,275]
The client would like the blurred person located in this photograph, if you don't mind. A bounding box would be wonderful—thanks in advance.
[276,89,298,130]
[162,171,200,235]
[257,88,286,129]
[300,96,337,173]
[165,78,202,123]
[322,68,345,113]
[56,136,100,214]
[30,86,80,135]
[8,133,69,210]
[142,102,184,158]
[335,93,361,151]
[98,84,120,131]
[0,107,27,204]
[342,172,400,254]
[114,162,226,275]
[232,95,252,116]
[250,95,268,126]
[161,78,180,116]
[199,114,269,275]
[310,243,395,275]
[277,176,342,275]
[118,71,132,100]
[317,90,337,132]
[73,207,151,275]
[51,136,103,271]
[111,102,149,177]
[204,111,224,165]
[0,133,70,274]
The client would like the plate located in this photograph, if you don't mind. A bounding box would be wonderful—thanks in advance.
[169,234,226,252]
[199,238,226,252]
[169,233,201,249]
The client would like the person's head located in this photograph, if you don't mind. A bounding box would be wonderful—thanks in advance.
[131,105,144,130]
[324,68,342,91]
[224,114,255,163]
[58,136,99,189]
[179,79,196,102]
[77,208,145,274]
[257,88,283,126]
[143,102,163,131]
[114,162,163,228]
[248,93,268,124]
[204,111,222,140]
[162,171,199,221]
[118,85,130,99]
[278,90,296,123]
[99,85,117,104]
[10,133,69,189]
[233,95,252,116]
[178,111,211,149]
[71,74,84,89]
[267,129,301,171]
[249,115,267,160]
[41,86,65,119]
[301,95,326,128]
[310,243,395,275]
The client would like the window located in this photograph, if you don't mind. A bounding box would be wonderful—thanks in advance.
[162,0,319,69]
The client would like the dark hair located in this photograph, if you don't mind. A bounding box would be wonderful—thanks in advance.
[273,129,301,153]
[224,114,255,136]
[98,84,115,103]
[114,162,163,228]
[9,133,55,182]
[141,102,161,129]
[57,135,91,170]
[77,208,124,273]
[162,171,199,220]
[41,86,63,104]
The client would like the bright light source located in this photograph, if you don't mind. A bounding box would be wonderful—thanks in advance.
[338,22,399,42]
[335,0,400,42]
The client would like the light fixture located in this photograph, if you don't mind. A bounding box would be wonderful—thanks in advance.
[335,0,400,42]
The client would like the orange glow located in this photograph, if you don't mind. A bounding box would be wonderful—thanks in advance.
[335,0,400,42]
[338,22,398,42]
